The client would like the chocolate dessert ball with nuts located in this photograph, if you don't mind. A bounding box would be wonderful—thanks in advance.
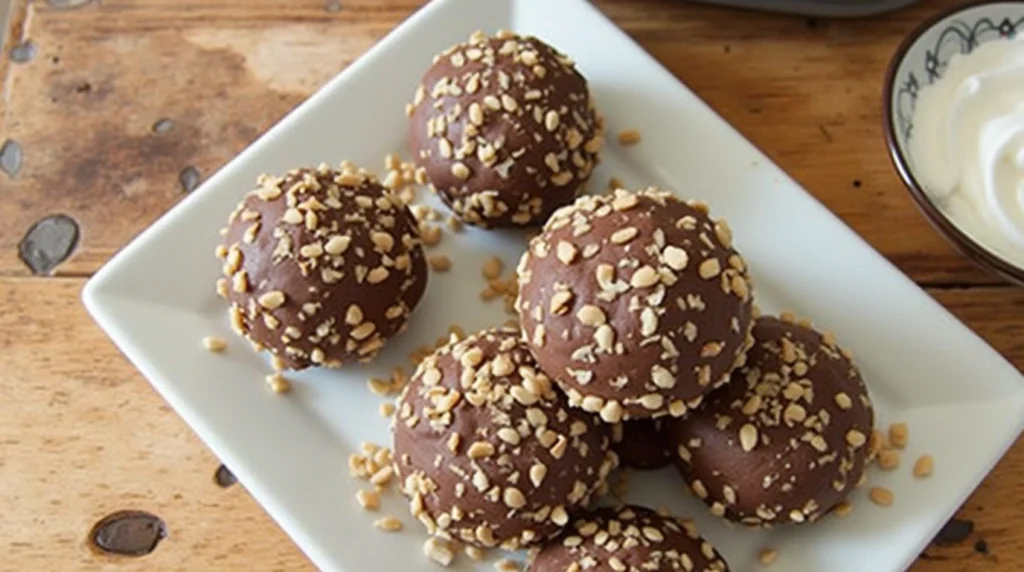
[612,419,672,470]
[392,327,618,550]
[528,505,730,572]
[666,315,875,526]
[215,163,427,370]
[407,30,604,227]
[516,187,755,421]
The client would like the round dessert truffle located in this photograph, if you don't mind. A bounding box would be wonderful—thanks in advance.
[612,420,671,470]
[407,29,603,227]
[215,163,427,370]
[666,314,875,526]
[516,187,755,421]
[392,327,618,550]
[528,505,730,572]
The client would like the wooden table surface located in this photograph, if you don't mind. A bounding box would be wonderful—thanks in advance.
[2,0,1022,570]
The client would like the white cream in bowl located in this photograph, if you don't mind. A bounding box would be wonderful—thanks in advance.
[910,37,1024,265]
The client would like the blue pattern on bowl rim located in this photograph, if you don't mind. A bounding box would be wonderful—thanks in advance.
[893,9,1024,147]
[885,1,1024,286]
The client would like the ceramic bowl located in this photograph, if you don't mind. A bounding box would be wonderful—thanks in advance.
[883,0,1024,285]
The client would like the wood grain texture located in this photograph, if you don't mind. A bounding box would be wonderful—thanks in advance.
[1,0,1022,570]
[1,278,1022,570]
[0,0,997,284]
[0,278,308,571]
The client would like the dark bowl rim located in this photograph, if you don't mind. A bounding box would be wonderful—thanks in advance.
[882,0,1024,287]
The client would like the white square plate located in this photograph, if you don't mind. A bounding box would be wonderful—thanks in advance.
[82,0,1024,570]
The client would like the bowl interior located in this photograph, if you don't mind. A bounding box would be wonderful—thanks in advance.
[888,3,1024,277]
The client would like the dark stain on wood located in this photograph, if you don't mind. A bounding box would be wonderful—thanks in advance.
[48,76,112,106]
[0,139,23,178]
[18,214,79,275]
[152,118,175,135]
[818,124,832,143]
[0,21,305,274]
[933,518,974,546]
[975,539,990,555]
[89,510,167,557]
[179,165,201,193]
[214,464,237,488]
[11,40,37,64]
[32,120,202,208]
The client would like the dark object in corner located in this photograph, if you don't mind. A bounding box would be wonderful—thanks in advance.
[89,510,167,557]
[18,214,80,275]
[932,518,974,546]
[214,464,237,488]
[179,166,201,193]
[0,139,23,177]
[11,40,37,63]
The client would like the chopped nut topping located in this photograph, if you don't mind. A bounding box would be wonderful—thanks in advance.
[429,254,452,272]
[663,245,689,271]
[599,400,624,423]
[451,162,471,179]
[846,429,867,448]
[373,515,404,532]
[482,256,504,280]
[203,336,228,352]
[556,241,578,264]
[651,365,675,389]
[549,291,574,315]
[356,489,380,511]
[257,290,285,310]
[698,258,721,280]
[265,373,291,394]
[630,265,659,288]
[877,449,900,471]
[833,500,853,517]
[544,110,560,131]
[529,463,548,487]
[367,267,390,284]
[888,422,909,449]
[610,227,638,244]
[465,546,485,561]
[739,423,758,452]
[869,487,894,507]
[502,487,527,509]
[913,454,934,479]
[617,129,642,146]
[494,559,521,572]
[467,441,495,459]
[834,392,853,409]
[576,305,606,327]
[423,537,455,566]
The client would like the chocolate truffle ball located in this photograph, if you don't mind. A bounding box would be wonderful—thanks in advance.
[216,163,427,370]
[392,327,618,550]
[516,187,755,421]
[612,420,672,471]
[407,30,604,227]
[666,315,875,526]
[528,505,730,572]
